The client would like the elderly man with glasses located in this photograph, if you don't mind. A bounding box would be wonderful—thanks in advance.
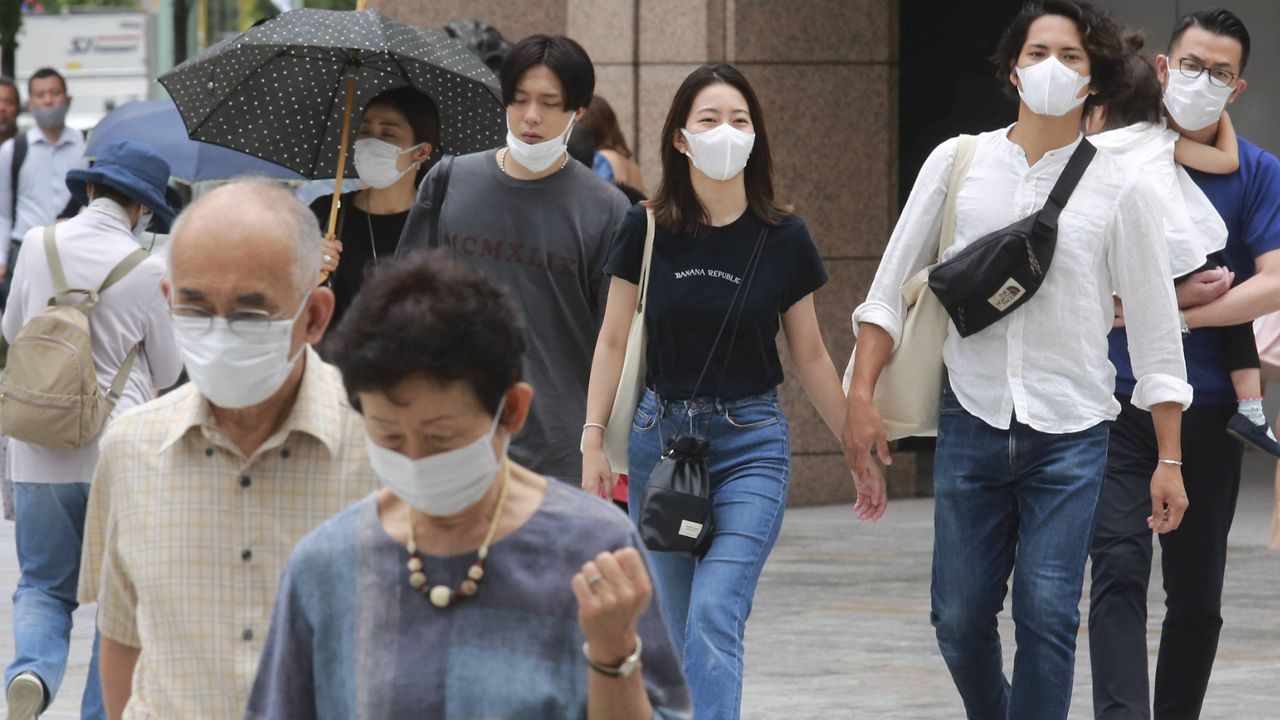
[78,180,377,720]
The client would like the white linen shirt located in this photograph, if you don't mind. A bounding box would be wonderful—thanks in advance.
[0,125,88,262]
[853,127,1192,434]
[2,199,183,484]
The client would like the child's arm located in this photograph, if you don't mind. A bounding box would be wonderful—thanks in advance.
[1174,111,1240,174]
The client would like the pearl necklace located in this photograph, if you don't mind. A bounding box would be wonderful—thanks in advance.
[405,461,510,608]
[499,147,568,176]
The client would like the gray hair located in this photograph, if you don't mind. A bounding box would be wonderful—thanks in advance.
[168,179,322,296]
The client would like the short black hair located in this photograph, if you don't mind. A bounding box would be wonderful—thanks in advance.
[499,34,594,111]
[1169,7,1251,75]
[0,77,18,103]
[365,86,440,147]
[327,252,526,415]
[991,0,1126,107]
[28,67,67,95]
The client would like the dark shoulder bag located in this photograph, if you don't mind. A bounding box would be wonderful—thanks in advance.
[928,139,1096,337]
[394,154,455,256]
[638,226,768,557]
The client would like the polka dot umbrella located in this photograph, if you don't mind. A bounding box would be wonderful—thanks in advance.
[158,6,504,266]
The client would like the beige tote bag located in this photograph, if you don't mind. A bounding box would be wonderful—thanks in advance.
[844,135,977,440]
[603,208,657,474]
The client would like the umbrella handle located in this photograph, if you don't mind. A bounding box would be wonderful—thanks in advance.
[320,70,359,286]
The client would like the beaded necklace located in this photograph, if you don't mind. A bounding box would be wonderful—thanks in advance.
[405,460,510,608]
[499,146,569,176]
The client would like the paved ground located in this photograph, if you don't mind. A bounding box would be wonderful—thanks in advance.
[2,456,1276,719]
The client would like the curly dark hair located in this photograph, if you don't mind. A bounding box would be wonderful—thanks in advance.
[326,252,526,415]
[991,0,1126,110]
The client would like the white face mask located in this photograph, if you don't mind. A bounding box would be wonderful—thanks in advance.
[353,138,423,189]
[505,115,575,173]
[367,398,508,517]
[133,209,153,241]
[172,294,310,409]
[1162,69,1233,131]
[1016,55,1091,117]
[680,123,755,181]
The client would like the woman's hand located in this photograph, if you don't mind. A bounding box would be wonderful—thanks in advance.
[573,548,652,666]
[581,445,617,499]
[320,234,343,279]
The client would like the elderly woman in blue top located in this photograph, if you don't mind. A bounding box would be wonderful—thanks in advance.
[245,254,690,720]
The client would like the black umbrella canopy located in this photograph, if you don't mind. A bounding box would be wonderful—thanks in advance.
[159,9,505,178]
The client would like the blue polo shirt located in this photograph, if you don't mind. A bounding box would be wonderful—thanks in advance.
[1110,136,1280,405]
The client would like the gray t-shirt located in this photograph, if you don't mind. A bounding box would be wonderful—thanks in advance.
[398,151,631,481]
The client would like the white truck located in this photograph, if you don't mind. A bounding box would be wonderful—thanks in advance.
[14,10,154,131]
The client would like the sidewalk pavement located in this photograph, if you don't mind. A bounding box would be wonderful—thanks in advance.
[2,456,1277,719]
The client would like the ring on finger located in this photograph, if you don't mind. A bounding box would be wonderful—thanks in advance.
[324,254,333,262]
[586,573,605,587]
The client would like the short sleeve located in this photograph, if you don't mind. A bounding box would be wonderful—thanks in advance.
[80,436,142,647]
[781,217,828,310]
[1243,151,1280,260]
[603,204,649,284]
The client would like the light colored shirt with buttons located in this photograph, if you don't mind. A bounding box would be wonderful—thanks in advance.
[0,125,87,263]
[854,127,1192,434]
[79,349,378,720]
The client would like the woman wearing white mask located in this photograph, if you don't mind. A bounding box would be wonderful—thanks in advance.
[246,255,691,720]
[310,87,437,331]
[581,64,873,720]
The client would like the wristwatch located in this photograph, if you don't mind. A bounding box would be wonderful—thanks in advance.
[582,637,643,678]
[1179,310,1191,336]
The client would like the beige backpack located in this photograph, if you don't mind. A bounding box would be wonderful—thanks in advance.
[0,225,149,449]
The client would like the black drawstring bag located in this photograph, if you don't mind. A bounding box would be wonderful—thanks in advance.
[928,139,1096,337]
[638,226,767,557]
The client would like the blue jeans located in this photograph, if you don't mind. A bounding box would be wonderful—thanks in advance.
[627,388,790,720]
[931,386,1108,720]
[7,482,104,720]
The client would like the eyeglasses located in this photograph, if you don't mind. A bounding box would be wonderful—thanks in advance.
[171,294,309,337]
[1176,57,1237,88]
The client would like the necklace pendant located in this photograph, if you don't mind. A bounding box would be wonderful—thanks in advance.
[428,585,453,608]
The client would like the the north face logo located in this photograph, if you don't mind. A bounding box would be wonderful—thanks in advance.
[988,278,1026,311]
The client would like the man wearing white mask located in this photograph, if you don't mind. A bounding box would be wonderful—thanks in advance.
[844,2,1189,718]
[2,140,182,720]
[396,34,631,485]
[1090,9,1280,719]
[0,68,87,304]
[78,180,377,720]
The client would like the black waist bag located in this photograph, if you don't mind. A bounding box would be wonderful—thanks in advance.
[928,139,1096,337]
[639,434,714,555]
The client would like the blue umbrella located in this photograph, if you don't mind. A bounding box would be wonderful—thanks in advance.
[84,100,306,183]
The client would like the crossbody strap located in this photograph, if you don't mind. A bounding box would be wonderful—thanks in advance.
[11,133,27,226]
[1038,139,1097,232]
[938,135,978,261]
[689,225,769,401]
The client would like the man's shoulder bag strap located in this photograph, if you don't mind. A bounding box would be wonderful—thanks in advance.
[11,132,27,225]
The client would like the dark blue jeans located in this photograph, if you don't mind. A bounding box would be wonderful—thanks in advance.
[931,386,1109,720]
[6,482,104,719]
[627,388,790,720]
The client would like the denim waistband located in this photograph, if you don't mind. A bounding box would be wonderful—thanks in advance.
[645,388,780,416]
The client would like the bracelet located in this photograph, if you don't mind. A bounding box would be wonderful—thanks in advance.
[580,423,607,454]
[1158,458,1183,467]
[582,636,642,678]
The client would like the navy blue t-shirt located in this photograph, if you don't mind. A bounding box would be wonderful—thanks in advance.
[1110,136,1280,404]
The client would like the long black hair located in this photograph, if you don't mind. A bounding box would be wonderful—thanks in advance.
[649,64,788,236]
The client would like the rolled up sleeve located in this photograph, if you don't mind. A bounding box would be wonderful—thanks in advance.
[1109,177,1193,411]
[852,137,956,352]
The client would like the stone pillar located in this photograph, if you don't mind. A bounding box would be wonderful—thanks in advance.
[370,0,904,505]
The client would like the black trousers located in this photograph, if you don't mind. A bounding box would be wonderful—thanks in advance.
[1088,398,1242,720]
